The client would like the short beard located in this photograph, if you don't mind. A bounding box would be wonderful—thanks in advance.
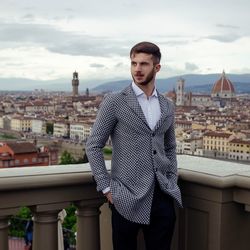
[132,68,155,86]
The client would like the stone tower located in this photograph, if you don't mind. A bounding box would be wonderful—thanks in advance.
[72,71,79,96]
[176,77,185,106]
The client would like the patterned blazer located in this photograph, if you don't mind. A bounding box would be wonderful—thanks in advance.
[86,84,182,224]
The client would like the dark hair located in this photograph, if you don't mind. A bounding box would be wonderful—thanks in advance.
[130,41,161,64]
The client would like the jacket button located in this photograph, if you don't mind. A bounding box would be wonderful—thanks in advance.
[153,150,157,155]
[152,132,155,137]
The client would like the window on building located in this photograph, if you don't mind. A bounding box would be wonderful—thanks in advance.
[24,159,29,164]
[15,159,20,165]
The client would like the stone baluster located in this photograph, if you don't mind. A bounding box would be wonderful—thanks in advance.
[0,216,9,250]
[31,202,69,250]
[75,198,105,250]
[0,208,20,250]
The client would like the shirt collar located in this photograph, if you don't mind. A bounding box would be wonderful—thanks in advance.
[132,82,158,97]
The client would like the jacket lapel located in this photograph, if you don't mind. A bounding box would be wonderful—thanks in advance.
[122,85,150,128]
[153,93,171,131]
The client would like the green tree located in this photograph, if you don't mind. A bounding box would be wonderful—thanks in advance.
[76,153,88,164]
[60,151,76,164]
[9,207,32,238]
[103,146,112,155]
[103,146,112,160]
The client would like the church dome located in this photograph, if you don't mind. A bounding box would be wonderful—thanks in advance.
[211,71,235,98]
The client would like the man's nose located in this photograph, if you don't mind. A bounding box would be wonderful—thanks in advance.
[135,64,142,71]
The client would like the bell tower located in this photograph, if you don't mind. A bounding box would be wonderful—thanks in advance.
[72,71,79,96]
[176,77,185,106]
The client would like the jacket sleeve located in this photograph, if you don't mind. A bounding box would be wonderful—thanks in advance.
[86,94,117,192]
[164,106,178,182]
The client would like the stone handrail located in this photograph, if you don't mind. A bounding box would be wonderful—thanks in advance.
[0,162,109,250]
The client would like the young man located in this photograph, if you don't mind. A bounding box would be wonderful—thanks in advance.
[86,41,182,250]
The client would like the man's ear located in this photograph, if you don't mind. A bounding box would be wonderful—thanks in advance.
[155,64,161,73]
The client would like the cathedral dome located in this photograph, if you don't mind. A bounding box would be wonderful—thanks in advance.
[211,71,235,98]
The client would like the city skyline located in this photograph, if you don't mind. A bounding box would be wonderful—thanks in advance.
[0,0,250,89]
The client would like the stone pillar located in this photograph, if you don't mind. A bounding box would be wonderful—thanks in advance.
[75,198,105,250]
[31,203,69,250]
[0,216,9,250]
[0,208,20,250]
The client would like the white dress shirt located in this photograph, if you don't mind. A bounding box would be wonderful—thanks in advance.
[131,82,161,130]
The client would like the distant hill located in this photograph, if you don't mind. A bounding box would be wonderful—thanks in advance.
[92,74,250,94]
[186,82,250,94]
[0,73,250,93]
[0,77,101,91]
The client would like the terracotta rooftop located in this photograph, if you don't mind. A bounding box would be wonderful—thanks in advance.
[6,142,37,154]
[203,131,232,138]
[229,139,250,145]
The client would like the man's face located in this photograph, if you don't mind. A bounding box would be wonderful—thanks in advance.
[130,53,161,86]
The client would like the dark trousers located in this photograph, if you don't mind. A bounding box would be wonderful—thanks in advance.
[111,182,176,250]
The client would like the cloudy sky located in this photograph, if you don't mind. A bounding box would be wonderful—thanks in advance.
[0,0,250,87]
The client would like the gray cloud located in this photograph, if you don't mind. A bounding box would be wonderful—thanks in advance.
[160,40,190,46]
[0,22,129,57]
[185,62,199,71]
[216,23,240,30]
[89,63,105,68]
[205,34,243,43]
[115,62,125,68]
[22,14,35,21]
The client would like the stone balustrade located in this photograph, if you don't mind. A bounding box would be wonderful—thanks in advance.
[0,162,108,250]
[0,156,250,250]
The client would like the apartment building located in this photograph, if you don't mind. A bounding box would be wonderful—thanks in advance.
[70,122,92,142]
[228,139,250,162]
[0,141,50,168]
[0,115,11,130]
[203,131,233,159]
[25,101,54,114]
[32,118,46,134]
[70,122,85,141]
[182,138,203,155]
[10,116,32,132]
[53,121,70,138]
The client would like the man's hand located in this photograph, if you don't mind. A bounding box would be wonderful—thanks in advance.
[104,191,113,204]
